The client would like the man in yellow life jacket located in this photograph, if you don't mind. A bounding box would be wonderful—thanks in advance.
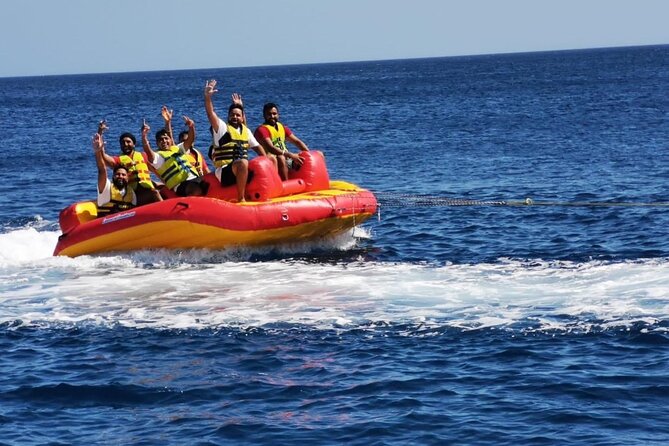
[254,103,310,181]
[96,120,162,205]
[204,79,266,202]
[141,119,207,197]
[160,106,211,177]
[93,133,136,217]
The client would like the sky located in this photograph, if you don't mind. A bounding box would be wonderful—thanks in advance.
[1,0,668,78]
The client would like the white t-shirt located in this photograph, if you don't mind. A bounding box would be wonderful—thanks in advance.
[212,117,260,149]
[212,118,260,180]
[97,179,137,206]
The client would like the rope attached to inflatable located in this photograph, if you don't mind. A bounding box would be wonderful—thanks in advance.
[375,192,669,209]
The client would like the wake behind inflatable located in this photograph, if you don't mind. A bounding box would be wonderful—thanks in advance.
[54,152,377,257]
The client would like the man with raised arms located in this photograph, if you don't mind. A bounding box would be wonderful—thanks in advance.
[96,120,162,205]
[141,117,207,197]
[204,79,266,202]
[92,133,136,216]
[160,106,211,177]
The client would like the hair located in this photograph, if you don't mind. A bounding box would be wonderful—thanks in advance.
[228,103,244,114]
[178,130,189,142]
[262,102,279,116]
[112,164,128,175]
[119,132,136,145]
[155,128,170,142]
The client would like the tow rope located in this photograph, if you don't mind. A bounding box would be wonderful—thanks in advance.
[375,192,669,208]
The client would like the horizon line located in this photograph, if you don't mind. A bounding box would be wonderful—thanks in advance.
[2,43,667,80]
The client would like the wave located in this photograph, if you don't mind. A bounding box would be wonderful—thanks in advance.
[0,227,60,265]
[1,227,667,332]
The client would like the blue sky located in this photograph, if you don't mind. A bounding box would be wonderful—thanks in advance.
[2,0,668,77]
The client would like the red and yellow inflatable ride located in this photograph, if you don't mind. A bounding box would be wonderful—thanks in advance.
[54,152,377,257]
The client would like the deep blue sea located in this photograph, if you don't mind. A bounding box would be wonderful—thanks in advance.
[1,45,668,445]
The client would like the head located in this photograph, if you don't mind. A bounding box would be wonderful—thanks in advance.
[263,103,279,125]
[119,132,136,155]
[155,129,173,151]
[227,104,244,127]
[184,181,208,197]
[178,130,189,144]
[112,165,129,189]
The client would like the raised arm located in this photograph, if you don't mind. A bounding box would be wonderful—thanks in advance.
[231,92,246,125]
[97,119,108,136]
[204,80,220,134]
[140,119,156,161]
[93,133,107,194]
[97,119,117,168]
[161,106,174,142]
[182,115,195,150]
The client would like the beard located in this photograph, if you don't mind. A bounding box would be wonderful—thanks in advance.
[113,178,128,190]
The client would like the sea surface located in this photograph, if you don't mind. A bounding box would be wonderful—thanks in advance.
[1,45,668,445]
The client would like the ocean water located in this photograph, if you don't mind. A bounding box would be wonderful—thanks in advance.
[1,45,669,445]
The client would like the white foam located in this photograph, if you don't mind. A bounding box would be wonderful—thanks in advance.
[0,228,60,265]
[0,228,668,332]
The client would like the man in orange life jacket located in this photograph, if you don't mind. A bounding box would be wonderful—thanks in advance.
[177,127,210,176]
[96,120,162,205]
[254,103,310,181]
[92,133,136,216]
[204,79,266,202]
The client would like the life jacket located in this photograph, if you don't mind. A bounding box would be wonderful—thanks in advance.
[117,151,154,190]
[261,122,287,153]
[97,185,136,217]
[210,124,250,168]
[155,145,199,190]
[185,147,208,176]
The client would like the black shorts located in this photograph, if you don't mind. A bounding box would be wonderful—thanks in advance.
[175,178,208,197]
[219,162,254,187]
[219,163,236,186]
[134,183,158,204]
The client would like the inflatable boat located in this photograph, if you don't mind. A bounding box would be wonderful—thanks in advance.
[54,152,377,257]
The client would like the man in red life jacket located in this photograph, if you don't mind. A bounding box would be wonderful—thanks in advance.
[254,103,310,180]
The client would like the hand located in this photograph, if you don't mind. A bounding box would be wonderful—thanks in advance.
[141,119,150,135]
[290,152,304,167]
[92,133,103,152]
[161,106,173,122]
[231,92,243,107]
[183,115,195,128]
[204,79,218,97]
[97,119,108,135]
